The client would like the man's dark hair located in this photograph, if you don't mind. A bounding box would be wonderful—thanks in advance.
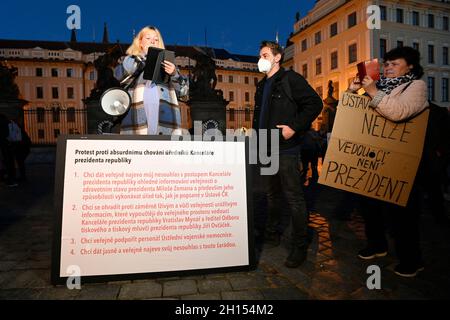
[260,41,284,64]
[383,46,424,78]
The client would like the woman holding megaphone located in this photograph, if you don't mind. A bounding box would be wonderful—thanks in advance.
[117,26,188,135]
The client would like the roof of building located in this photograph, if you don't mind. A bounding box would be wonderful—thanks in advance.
[232,54,259,64]
[0,39,258,63]
[0,39,129,54]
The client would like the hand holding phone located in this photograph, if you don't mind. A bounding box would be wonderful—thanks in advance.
[357,59,380,83]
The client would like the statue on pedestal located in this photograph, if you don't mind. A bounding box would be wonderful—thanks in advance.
[87,45,123,101]
[0,61,19,100]
[84,45,124,134]
[189,54,224,102]
[322,80,338,132]
[187,53,227,134]
[0,61,27,122]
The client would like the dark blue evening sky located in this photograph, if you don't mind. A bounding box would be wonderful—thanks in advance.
[0,0,316,55]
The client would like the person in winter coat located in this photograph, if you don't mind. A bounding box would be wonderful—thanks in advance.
[120,26,188,135]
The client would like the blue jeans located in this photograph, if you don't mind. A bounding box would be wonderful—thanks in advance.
[264,153,308,248]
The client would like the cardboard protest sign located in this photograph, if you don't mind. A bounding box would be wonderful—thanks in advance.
[319,92,429,206]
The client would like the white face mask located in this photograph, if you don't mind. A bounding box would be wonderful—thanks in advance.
[258,58,273,74]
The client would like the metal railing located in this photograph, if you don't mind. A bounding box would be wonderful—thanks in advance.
[22,107,257,145]
[24,108,87,145]
[226,108,254,130]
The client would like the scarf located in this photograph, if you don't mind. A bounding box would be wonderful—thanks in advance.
[376,73,416,95]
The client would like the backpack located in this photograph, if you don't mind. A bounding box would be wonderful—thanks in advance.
[415,102,449,187]
[423,102,449,159]
[7,121,22,142]
[400,82,449,159]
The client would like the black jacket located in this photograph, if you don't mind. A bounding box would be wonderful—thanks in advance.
[253,68,323,151]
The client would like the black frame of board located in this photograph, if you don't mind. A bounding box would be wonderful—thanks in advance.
[51,134,256,285]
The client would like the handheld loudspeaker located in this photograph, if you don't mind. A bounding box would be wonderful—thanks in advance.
[100,88,132,116]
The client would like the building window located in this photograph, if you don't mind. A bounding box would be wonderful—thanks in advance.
[51,68,58,77]
[380,39,387,58]
[36,87,44,99]
[229,108,235,121]
[349,43,357,64]
[428,45,435,64]
[302,64,308,79]
[396,9,404,23]
[218,74,223,82]
[254,77,258,86]
[37,108,45,123]
[428,77,435,101]
[331,51,338,70]
[89,71,95,81]
[330,22,338,37]
[245,92,250,102]
[443,47,449,65]
[38,129,45,139]
[245,108,251,122]
[66,68,73,78]
[52,87,59,99]
[52,108,60,123]
[348,12,357,28]
[428,14,435,28]
[301,39,307,52]
[67,108,76,122]
[67,87,74,99]
[380,6,387,21]
[54,129,60,138]
[442,78,449,102]
[315,58,322,75]
[315,86,323,99]
[412,11,420,26]
[413,42,420,51]
[228,76,233,83]
[315,31,321,45]
[397,41,404,48]
[36,68,43,77]
[245,76,249,84]
[229,91,234,101]
[443,17,449,31]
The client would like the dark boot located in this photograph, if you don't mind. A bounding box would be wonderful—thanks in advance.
[285,246,307,268]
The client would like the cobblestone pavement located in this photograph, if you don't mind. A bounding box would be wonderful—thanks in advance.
[0,160,449,300]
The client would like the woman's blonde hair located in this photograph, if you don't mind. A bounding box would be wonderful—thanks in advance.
[126,26,165,56]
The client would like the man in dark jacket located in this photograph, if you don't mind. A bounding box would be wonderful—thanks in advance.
[253,41,323,268]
